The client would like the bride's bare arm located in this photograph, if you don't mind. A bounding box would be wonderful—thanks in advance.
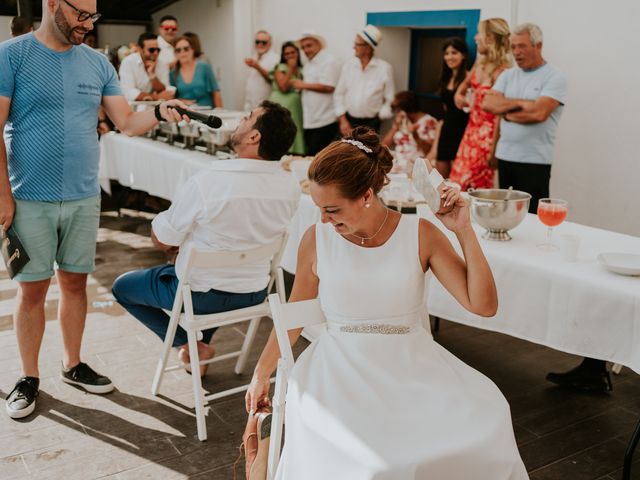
[245,225,319,412]
[419,197,498,317]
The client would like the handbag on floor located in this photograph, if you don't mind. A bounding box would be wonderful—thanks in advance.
[235,407,272,480]
[1,227,30,279]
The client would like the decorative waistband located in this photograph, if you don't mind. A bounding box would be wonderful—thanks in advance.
[327,321,421,335]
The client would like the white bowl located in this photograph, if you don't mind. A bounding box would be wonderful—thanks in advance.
[597,252,640,276]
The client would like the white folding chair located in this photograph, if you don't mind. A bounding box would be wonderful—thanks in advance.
[266,293,327,479]
[151,233,288,441]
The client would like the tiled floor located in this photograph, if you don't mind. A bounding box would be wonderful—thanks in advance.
[0,210,638,479]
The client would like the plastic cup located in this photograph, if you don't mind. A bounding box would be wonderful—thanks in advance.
[560,234,580,262]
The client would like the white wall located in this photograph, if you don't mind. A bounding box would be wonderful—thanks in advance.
[150,0,640,236]
[1,16,13,43]
[95,24,146,50]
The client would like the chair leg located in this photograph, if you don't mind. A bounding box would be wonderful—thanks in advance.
[623,416,640,480]
[268,360,288,480]
[152,294,183,396]
[235,317,261,375]
[187,329,208,441]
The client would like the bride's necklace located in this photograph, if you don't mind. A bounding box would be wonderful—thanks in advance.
[349,208,390,246]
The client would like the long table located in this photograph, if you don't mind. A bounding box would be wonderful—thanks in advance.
[100,133,640,374]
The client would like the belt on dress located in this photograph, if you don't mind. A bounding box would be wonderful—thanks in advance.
[326,312,423,335]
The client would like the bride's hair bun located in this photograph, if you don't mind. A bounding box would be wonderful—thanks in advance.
[309,126,392,199]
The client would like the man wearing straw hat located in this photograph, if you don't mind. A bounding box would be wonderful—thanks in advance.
[291,30,341,155]
[334,24,395,135]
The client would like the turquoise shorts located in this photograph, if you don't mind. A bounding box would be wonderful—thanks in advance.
[11,195,101,282]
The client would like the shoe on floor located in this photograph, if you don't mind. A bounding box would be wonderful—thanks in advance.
[61,362,114,394]
[546,362,613,393]
[6,376,39,419]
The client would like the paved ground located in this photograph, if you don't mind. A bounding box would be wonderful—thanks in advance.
[0,210,638,479]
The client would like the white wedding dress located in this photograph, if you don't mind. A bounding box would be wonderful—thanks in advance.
[275,215,529,480]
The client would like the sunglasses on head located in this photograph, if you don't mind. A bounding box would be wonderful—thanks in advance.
[147,47,160,53]
[255,39,268,46]
[162,25,177,32]
[174,46,191,53]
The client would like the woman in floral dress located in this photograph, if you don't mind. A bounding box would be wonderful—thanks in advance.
[449,18,511,191]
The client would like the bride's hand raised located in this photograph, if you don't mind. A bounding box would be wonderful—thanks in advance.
[245,373,272,414]
[435,186,472,233]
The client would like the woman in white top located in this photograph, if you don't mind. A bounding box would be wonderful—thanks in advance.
[246,127,528,479]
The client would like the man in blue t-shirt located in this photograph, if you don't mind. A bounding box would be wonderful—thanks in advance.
[482,22,568,214]
[483,25,611,393]
[0,0,188,419]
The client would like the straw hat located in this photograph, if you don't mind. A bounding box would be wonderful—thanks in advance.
[296,29,327,50]
[358,24,382,48]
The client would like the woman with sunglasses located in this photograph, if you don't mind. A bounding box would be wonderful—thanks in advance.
[268,41,306,155]
[170,35,222,108]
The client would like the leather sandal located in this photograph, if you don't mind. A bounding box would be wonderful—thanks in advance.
[234,408,271,480]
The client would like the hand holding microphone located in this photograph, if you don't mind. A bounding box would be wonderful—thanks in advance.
[153,100,222,129]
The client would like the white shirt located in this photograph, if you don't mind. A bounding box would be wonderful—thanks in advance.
[118,52,175,102]
[244,50,279,112]
[152,159,301,293]
[301,50,341,129]
[334,57,395,120]
[157,35,175,67]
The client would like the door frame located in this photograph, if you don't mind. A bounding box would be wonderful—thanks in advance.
[367,9,480,94]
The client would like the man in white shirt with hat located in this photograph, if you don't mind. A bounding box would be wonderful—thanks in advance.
[244,30,280,112]
[290,30,341,155]
[334,24,395,135]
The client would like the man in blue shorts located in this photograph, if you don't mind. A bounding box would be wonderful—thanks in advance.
[0,0,187,419]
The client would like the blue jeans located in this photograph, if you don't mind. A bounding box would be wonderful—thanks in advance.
[112,265,268,347]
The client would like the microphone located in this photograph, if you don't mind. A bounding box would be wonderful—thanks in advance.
[168,106,222,129]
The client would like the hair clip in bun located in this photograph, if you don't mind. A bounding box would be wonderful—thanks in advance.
[341,138,373,154]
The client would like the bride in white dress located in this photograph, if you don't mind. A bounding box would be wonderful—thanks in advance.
[246,127,528,480]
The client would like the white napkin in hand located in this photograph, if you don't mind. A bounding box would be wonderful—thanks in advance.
[412,158,444,214]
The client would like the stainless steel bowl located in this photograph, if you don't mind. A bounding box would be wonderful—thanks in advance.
[468,189,531,241]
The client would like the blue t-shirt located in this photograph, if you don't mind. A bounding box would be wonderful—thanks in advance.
[170,61,219,107]
[493,63,568,165]
[0,33,122,201]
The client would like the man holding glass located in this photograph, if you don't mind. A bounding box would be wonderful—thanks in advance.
[244,30,279,112]
[0,0,187,419]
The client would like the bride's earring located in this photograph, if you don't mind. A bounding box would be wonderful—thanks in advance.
[364,203,371,208]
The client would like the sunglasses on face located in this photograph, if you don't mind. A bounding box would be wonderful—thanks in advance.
[174,46,191,53]
[255,39,268,46]
[147,47,160,54]
[62,0,101,23]
[161,25,177,32]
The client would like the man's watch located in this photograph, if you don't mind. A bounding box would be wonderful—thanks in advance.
[154,103,164,122]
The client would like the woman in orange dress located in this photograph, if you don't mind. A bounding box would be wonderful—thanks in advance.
[449,18,512,191]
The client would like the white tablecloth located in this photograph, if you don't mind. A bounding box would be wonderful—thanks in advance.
[99,132,216,200]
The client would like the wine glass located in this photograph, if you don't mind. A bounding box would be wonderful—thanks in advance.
[537,198,568,250]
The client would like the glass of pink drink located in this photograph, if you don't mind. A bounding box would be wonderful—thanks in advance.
[537,198,568,250]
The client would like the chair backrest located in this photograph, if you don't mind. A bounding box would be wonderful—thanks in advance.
[173,232,289,315]
[268,294,326,370]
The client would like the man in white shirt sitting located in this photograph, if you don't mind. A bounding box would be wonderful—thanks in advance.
[119,32,175,102]
[334,24,395,135]
[244,30,280,112]
[291,30,341,156]
[112,101,301,375]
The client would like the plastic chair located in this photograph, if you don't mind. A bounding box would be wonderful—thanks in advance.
[266,294,327,479]
[151,233,288,441]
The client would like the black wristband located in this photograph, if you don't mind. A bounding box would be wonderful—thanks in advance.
[154,103,164,122]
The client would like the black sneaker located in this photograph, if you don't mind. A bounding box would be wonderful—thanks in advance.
[61,362,114,394]
[6,376,39,419]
